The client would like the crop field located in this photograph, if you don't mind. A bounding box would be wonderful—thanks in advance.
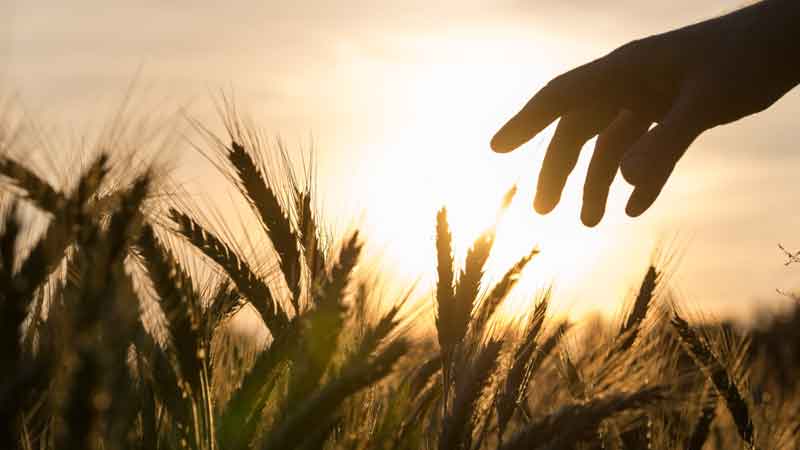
[0,110,798,450]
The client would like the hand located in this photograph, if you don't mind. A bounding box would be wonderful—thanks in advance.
[491,0,800,226]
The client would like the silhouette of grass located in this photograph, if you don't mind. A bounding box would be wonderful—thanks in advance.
[672,313,755,446]
[0,109,795,450]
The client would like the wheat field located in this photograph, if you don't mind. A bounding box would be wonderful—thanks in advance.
[0,109,798,450]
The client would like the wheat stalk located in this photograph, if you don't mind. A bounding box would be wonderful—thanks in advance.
[137,223,203,393]
[500,387,664,450]
[287,233,361,411]
[616,265,658,353]
[438,217,495,405]
[218,319,300,450]
[0,203,21,370]
[133,321,188,430]
[687,384,718,450]
[408,355,442,397]
[58,172,151,450]
[558,348,587,400]
[435,207,457,401]
[472,248,539,337]
[263,295,405,450]
[262,337,408,450]
[439,339,502,450]
[296,190,326,290]
[169,208,289,334]
[453,229,494,337]
[227,141,302,310]
[0,157,65,213]
[671,313,754,446]
[496,292,550,437]
[524,320,568,393]
[203,280,244,338]
[8,154,109,306]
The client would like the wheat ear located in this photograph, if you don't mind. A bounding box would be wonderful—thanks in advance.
[671,313,754,446]
[228,141,302,309]
[169,208,289,334]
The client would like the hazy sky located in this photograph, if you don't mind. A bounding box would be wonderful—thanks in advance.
[3,0,799,320]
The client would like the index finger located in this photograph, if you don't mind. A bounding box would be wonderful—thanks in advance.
[491,59,608,153]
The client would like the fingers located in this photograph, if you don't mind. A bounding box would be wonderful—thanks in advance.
[625,181,668,217]
[581,110,652,227]
[534,104,618,214]
[491,60,608,153]
[620,84,707,217]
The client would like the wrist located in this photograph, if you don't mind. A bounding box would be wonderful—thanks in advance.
[748,0,800,82]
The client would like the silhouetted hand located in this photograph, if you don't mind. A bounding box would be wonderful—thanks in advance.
[491,0,800,226]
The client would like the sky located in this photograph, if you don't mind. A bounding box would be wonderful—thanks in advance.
[3,0,799,321]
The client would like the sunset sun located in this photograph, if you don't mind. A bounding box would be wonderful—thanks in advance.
[349,43,649,319]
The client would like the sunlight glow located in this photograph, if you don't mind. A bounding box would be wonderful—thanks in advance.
[343,34,656,320]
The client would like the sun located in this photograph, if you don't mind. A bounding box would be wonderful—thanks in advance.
[357,128,641,321]
[333,33,655,321]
